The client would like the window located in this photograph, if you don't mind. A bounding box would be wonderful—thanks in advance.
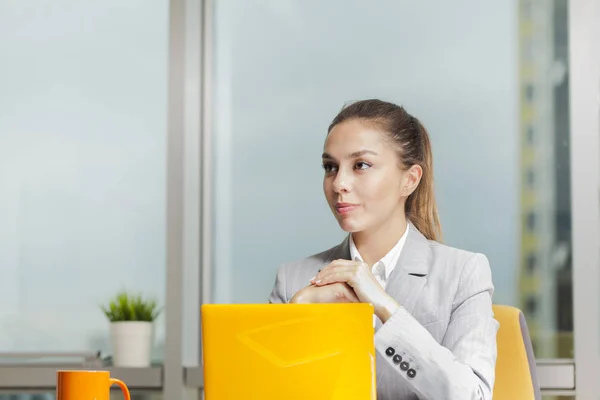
[525,84,535,102]
[526,126,535,144]
[0,0,167,360]
[208,0,573,362]
[526,295,539,316]
[526,253,537,275]
[526,168,536,188]
[527,212,537,231]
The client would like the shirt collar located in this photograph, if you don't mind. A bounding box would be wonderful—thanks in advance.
[349,223,409,279]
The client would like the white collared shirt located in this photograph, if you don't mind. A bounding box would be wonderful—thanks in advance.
[349,224,409,326]
[349,223,409,291]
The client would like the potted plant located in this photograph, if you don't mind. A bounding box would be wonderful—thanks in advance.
[101,291,161,367]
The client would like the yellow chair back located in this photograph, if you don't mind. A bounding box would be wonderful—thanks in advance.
[492,305,541,400]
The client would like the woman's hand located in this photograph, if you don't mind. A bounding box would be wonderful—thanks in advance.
[290,282,359,304]
[311,259,400,322]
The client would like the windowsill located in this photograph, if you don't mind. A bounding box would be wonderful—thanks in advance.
[181,360,575,392]
[0,366,163,390]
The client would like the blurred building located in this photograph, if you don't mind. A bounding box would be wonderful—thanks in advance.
[518,0,572,359]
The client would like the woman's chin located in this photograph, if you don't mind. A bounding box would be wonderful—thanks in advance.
[337,218,363,233]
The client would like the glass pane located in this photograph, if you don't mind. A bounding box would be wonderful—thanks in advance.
[0,0,168,359]
[210,0,572,359]
[517,0,572,359]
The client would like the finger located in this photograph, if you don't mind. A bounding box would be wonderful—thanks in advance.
[320,259,363,274]
[340,285,360,302]
[312,265,334,279]
[312,260,364,283]
[314,269,358,286]
[311,265,357,285]
[309,270,320,283]
[330,259,364,267]
[336,290,358,303]
[323,259,364,271]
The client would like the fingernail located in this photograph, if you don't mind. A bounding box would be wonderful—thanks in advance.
[315,280,322,285]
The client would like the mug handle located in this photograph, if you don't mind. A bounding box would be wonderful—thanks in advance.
[109,378,131,400]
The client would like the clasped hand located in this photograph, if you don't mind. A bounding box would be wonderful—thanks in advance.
[290,260,400,322]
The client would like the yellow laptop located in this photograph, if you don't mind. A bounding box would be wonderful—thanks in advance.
[201,303,376,400]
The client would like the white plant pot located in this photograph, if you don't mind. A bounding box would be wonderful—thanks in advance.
[110,321,153,367]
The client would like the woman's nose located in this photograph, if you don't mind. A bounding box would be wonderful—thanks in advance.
[332,171,351,193]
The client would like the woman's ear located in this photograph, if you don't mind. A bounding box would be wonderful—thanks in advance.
[402,165,423,197]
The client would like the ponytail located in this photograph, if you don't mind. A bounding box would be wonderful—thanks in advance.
[405,121,441,242]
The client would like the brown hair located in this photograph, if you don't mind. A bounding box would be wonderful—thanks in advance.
[327,99,442,242]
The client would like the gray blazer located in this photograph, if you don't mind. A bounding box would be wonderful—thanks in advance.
[269,223,498,400]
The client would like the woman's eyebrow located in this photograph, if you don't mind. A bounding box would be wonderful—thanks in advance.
[349,149,378,157]
[321,149,378,160]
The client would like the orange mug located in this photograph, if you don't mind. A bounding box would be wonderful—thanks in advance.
[56,370,131,400]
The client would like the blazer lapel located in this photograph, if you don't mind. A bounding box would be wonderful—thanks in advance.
[325,235,351,263]
[384,223,431,315]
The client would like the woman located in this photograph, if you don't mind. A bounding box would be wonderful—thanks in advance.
[268,99,498,400]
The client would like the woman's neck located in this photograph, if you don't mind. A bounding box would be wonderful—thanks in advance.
[351,214,408,267]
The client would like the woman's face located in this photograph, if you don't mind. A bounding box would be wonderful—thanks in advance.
[322,119,415,234]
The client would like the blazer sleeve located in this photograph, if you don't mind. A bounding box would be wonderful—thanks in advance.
[268,264,288,304]
[374,253,499,400]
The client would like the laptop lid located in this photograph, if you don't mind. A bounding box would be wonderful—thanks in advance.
[201,303,376,400]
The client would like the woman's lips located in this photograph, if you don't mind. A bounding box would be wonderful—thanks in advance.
[335,202,359,215]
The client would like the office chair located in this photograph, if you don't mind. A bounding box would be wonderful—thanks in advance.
[492,305,541,400]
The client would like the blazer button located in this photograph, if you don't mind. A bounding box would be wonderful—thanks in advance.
[407,369,417,378]
[400,361,410,371]
[385,347,395,356]
[392,354,402,364]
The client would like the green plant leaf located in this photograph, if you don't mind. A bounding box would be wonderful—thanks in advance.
[100,291,161,322]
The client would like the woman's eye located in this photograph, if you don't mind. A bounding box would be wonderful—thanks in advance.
[355,162,372,170]
[322,163,338,173]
